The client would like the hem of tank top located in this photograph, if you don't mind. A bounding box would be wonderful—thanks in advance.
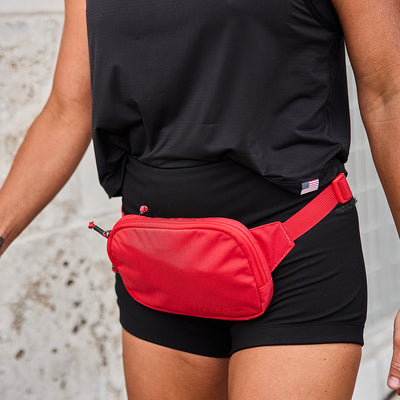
[261,161,347,193]
[101,179,122,199]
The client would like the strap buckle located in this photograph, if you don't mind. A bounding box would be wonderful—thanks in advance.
[331,173,352,204]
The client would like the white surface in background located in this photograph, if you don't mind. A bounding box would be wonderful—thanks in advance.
[0,0,64,13]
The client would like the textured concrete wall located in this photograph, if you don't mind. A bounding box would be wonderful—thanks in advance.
[0,4,399,400]
[0,5,126,400]
[0,0,64,13]
[346,64,400,400]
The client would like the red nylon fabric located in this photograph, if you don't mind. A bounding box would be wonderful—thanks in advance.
[108,216,275,320]
[106,173,352,320]
[250,222,295,273]
[282,173,352,241]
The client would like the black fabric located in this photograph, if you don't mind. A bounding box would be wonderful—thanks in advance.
[115,200,367,357]
[115,161,367,357]
[121,158,331,226]
[303,0,341,30]
[86,0,350,197]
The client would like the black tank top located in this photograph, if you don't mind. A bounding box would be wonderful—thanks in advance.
[86,0,349,197]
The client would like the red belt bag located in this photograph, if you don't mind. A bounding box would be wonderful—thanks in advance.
[91,173,352,321]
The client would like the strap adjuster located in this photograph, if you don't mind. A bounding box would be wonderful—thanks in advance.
[331,173,352,204]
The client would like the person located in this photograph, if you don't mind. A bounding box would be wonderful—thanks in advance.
[1,0,400,398]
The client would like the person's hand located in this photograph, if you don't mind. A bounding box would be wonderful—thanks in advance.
[388,309,400,395]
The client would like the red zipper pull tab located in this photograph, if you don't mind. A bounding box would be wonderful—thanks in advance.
[139,205,149,215]
[88,221,110,238]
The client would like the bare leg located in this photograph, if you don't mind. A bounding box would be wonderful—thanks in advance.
[228,343,361,400]
[121,328,229,400]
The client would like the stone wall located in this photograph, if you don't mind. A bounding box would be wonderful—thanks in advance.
[346,64,400,400]
[0,2,399,400]
[0,3,125,399]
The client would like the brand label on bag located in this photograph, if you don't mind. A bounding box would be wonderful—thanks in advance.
[193,305,244,313]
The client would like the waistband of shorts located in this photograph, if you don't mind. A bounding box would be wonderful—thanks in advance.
[121,157,333,228]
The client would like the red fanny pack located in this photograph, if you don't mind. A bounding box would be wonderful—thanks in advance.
[90,173,352,321]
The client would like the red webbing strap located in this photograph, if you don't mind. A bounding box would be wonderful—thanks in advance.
[282,173,353,241]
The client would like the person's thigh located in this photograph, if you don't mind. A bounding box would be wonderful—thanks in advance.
[228,343,361,400]
[122,328,229,400]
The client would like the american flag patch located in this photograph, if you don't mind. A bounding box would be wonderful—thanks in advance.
[300,179,319,195]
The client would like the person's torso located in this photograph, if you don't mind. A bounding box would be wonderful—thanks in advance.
[86,0,349,197]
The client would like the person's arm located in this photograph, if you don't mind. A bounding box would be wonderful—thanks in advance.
[332,0,400,394]
[0,0,92,256]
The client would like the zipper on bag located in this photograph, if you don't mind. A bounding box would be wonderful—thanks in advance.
[109,215,268,289]
[88,221,110,238]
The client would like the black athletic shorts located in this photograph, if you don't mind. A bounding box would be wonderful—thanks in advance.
[115,158,368,358]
